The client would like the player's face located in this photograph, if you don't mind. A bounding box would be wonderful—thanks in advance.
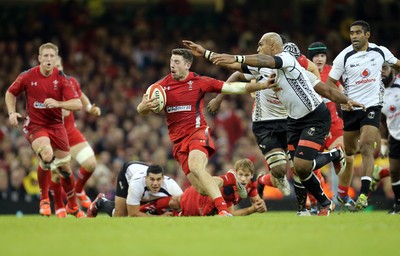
[350,25,370,51]
[312,54,327,72]
[257,38,272,55]
[145,173,164,193]
[38,48,57,74]
[170,54,190,81]
[236,168,253,186]
[381,64,393,87]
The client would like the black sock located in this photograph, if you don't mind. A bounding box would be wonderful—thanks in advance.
[392,183,400,204]
[294,181,307,211]
[360,177,371,196]
[312,150,340,171]
[301,173,330,207]
[98,199,115,217]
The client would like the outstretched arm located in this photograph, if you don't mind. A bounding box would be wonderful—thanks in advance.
[182,40,243,71]
[211,53,277,69]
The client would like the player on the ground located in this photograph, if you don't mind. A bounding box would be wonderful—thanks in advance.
[5,42,85,218]
[87,161,183,217]
[327,20,400,210]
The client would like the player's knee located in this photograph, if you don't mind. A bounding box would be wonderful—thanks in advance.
[37,145,54,165]
[266,151,287,178]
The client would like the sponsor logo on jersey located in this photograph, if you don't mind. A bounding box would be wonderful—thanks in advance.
[389,105,397,113]
[33,101,46,109]
[166,105,191,113]
[361,69,370,78]
[355,69,376,85]
[31,81,38,86]
[350,64,359,68]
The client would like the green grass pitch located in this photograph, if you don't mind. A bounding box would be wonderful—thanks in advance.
[0,212,398,256]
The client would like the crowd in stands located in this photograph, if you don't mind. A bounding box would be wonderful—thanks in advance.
[0,0,398,203]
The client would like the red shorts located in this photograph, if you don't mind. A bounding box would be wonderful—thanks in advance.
[24,123,70,151]
[172,127,216,175]
[324,117,344,149]
[67,127,87,147]
[180,186,215,216]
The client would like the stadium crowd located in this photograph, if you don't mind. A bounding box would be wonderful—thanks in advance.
[0,0,399,207]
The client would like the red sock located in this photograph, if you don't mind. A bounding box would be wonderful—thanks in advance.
[220,171,236,186]
[75,167,93,193]
[259,173,273,186]
[337,185,349,198]
[380,168,390,179]
[213,196,229,213]
[37,166,51,200]
[60,173,78,209]
[50,180,65,210]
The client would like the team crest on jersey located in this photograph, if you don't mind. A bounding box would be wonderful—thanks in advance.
[368,110,375,119]
[31,81,38,86]
[389,105,397,113]
[188,81,193,91]
[53,80,59,90]
[307,127,315,136]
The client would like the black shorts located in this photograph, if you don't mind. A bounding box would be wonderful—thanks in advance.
[287,103,331,161]
[252,119,288,155]
[115,161,147,198]
[389,136,400,160]
[342,106,382,131]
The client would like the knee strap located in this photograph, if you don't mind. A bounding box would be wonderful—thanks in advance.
[265,151,287,169]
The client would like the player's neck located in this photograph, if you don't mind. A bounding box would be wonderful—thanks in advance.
[39,66,53,77]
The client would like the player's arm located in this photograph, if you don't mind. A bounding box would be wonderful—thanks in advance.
[43,98,82,111]
[207,71,246,113]
[306,59,321,79]
[380,113,389,158]
[81,93,101,116]
[314,81,364,110]
[127,204,172,217]
[212,53,277,69]
[137,94,160,115]
[5,90,22,128]
[232,195,266,216]
[182,40,243,71]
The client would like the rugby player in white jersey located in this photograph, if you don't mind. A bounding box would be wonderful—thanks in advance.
[87,162,183,217]
[380,63,400,214]
[183,32,364,216]
[327,20,400,210]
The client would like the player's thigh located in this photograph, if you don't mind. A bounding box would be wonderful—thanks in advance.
[343,130,360,155]
[114,196,127,217]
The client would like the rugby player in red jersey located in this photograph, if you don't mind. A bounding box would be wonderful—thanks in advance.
[137,48,269,216]
[5,43,84,217]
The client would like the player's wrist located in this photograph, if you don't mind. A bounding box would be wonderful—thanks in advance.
[85,104,93,112]
[8,111,15,116]
[203,50,214,60]
[234,55,246,63]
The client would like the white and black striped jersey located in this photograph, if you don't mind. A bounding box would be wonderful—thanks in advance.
[329,43,398,109]
[241,66,288,121]
[124,162,183,205]
[382,74,400,140]
[272,51,322,119]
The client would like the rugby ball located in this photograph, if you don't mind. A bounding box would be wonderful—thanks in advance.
[145,83,167,113]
